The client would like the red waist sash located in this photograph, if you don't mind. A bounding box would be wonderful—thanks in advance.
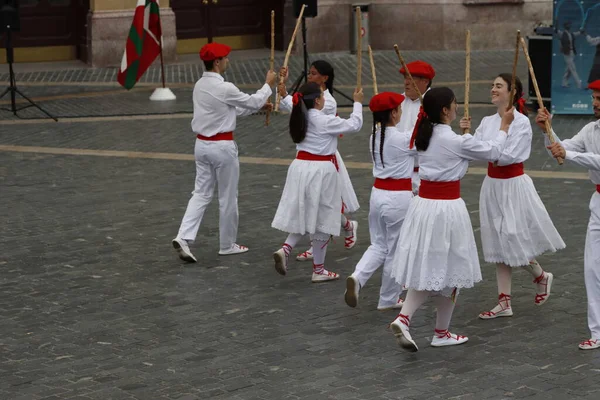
[419,180,461,200]
[487,162,524,179]
[373,178,412,191]
[196,131,233,141]
[296,151,339,170]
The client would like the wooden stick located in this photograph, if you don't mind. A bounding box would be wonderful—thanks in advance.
[356,7,362,88]
[393,44,422,103]
[508,30,521,111]
[519,36,563,165]
[368,45,378,95]
[275,4,305,111]
[493,30,521,166]
[463,30,471,134]
[266,10,275,126]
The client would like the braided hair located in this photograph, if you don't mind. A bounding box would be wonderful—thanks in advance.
[289,82,322,143]
[371,110,393,167]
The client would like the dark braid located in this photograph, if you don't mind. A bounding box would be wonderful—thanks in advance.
[371,120,377,166]
[372,110,393,167]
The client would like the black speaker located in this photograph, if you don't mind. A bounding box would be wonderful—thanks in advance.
[0,0,20,32]
[527,35,552,100]
[293,0,317,18]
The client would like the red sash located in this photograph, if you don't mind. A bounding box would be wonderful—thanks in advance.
[296,151,339,171]
[596,185,600,194]
[374,178,412,191]
[419,180,460,200]
[196,132,233,141]
[487,162,524,179]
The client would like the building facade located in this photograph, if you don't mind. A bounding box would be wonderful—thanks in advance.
[0,0,551,66]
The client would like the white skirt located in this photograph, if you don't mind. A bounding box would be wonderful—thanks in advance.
[271,159,342,236]
[479,174,566,267]
[390,196,482,294]
[336,151,360,213]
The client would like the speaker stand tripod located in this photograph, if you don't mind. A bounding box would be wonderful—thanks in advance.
[288,17,355,106]
[0,28,57,120]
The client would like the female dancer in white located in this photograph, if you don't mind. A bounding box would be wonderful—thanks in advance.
[344,92,416,310]
[460,74,565,320]
[272,82,364,282]
[278,61,360,262]
[389,87,513,352]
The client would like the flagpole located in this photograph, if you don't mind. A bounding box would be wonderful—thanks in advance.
[149,1,175,101]
[159,34,166,89]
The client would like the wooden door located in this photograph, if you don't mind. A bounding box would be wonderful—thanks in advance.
[171,0,210,40]
[75,0,90,62]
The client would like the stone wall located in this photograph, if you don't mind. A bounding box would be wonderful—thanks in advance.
[295,0,552,53]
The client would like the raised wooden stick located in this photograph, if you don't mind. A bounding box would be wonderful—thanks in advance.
[266,10,275,125]
[356,7,362,88]
[393,44,422,103]
[275,4,305,111]
[493,30,521,166]
[463,30,471,134]
[507,30,521,110]
[520,36,563,165]
[368,45,378,95]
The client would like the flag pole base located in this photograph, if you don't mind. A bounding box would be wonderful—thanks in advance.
[150,87,176,101]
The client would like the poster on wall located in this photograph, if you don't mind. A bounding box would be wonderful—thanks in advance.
[552,0,600,114]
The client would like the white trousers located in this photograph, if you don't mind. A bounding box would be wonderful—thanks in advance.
[562,53,581,87]
[177,139,239,250]
[586,192,600,339]
[352,187,412,308]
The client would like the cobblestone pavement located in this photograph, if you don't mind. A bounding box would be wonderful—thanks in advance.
[1,50,600,400]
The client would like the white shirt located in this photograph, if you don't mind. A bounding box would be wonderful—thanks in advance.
[418,124,507,181]
[296,102,363,155]
[396,94,422,132]
[370,126,417,179]
[280,89,337,116]
[191,72,272,136]
[546,120,600,184]
[473,110,532,165]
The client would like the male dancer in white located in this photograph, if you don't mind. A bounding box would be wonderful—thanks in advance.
[537,79,600,350]
[172,43,275,262]
[344,92,416,310]
[397,60,435,194]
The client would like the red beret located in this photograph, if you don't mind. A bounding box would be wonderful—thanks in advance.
[199,43,231,61]
[369,92,406,112]
[399,60,436,80]
[589,80,600,91]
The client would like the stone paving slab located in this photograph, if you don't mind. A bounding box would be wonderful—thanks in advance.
[0,143,598,399]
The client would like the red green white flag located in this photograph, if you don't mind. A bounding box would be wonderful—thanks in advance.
[117,0,162,90]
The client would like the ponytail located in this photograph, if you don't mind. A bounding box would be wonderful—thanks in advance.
[498,73,529,116]
[411,87,456,152]
[289,82,322,144]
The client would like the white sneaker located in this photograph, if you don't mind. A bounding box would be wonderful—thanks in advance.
[344,275,360,307]
[311,269,340,283]
[296,248,313,261]
[431,330,469,347]
[377,298,404,311]
[273,248,288,276]
[218,243,249,256]
[579,338,600,350]
[344,221,358,249]
[390,314,418,352]
[172,238,197,263]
